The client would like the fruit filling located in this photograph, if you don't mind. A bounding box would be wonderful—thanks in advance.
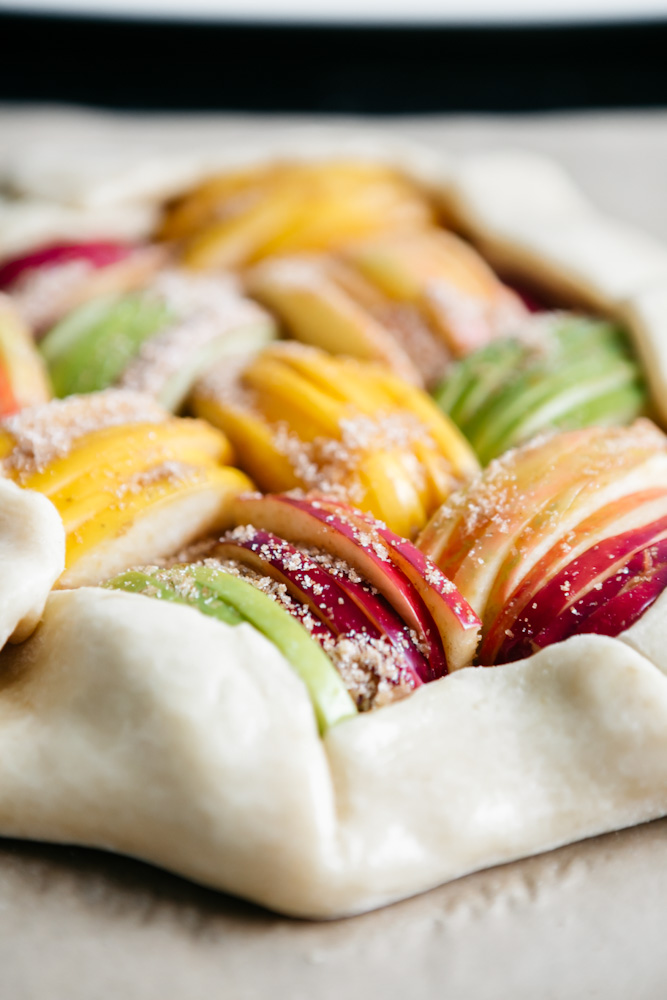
[38,269,276,410]
[434,314,647,463]
[0,154,664,721]
[192,341,479,538]
[419,421,667,663]
[0,390,251,586]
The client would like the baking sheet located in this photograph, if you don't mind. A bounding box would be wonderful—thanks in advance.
[2,108,667,998]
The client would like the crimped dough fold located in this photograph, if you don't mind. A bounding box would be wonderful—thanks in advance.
[2,588,667,918]
[0,478,63,645]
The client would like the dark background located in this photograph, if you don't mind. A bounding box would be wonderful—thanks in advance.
[1,12,666,113]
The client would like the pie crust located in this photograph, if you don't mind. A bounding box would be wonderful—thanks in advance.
[2,128,667,918]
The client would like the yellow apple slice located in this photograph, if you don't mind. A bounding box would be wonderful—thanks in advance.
[349,229,528,357]
[246,256,421,384]
[61,464,251,588]
[18,420,231,496]
[191,388,300,493]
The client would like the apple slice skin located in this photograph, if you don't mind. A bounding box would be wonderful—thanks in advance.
[495,527,667,663]
[215,529,428,685]
[482,489,667,663]
[575,547,667,638]
[229,493,472,677]
[315,495,481,670]
[104,569,244,626]
[0,242,134,290]
[215,529,385,640]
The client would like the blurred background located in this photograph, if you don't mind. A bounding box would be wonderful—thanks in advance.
[2,0,667,112]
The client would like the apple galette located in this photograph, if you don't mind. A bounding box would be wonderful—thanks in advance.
[0,143,666,917]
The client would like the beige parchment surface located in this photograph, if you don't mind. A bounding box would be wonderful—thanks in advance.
[2,107,667,999]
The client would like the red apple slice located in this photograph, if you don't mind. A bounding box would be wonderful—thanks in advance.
[527,536,667,652]
[216,527,427,685]
[311,495,481,671]
[216,528,376,636]
[0,241,133,289]
[577,541,667,637]
[493,516,667,663]
[483,487,667,661]
[229,492,470,674]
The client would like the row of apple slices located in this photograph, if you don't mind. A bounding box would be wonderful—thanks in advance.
[418,420,667,663]
[0,241,278,413]
[0,390,252,587]
[106,493,482,723]
[192,341,479,538]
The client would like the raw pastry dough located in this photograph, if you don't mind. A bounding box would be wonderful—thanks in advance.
[2,588,667,919]
[0,478,64,646]
[2,121,667,917]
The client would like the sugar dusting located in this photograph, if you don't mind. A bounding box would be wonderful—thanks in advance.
[120,270,272,398]
[2,389,167,479]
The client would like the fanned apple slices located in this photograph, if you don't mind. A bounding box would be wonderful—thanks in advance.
[104,492,480,717]
[434,314,647,463]
[191,341,479,538]
[0,294,51,417]
[38,270,276,411]
[0,390,251,587]
[418,420,667,663]
[0,240,166,334]
[246,230,528,390]
[157,160,435,269]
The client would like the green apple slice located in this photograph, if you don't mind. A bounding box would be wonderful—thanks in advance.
[105,564,356,733]
[41,293,173,397]
[105,569,245,626]
[435,338,525,426]
[121,318,276,414]
[434,316,646,464]
[470,355,641,463]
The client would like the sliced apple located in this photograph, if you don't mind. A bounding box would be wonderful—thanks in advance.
[576,541,667,638]
[419,422,667,625]
[60,463,250,588]
[434,317,646,464]
[347,228,528,357]
[229,492,478,675]
[309,495,481,671]
[246,254,422,385]
[215,527,429,684]
[482,487,667,662]
[0,241,134,289]
[493,514,667,663]
[41,292,174,397]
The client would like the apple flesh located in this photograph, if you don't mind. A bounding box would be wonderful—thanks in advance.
[576,541,667,637]
[418,422,667,630]
[481,487,667,662]
[310,495,481,671]
[433,317,646,464]
[40,292,174,396]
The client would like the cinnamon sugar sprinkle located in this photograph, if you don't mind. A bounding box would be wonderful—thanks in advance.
[1,390,167,480]
[115,461,198,496]
[273,411,431,499]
